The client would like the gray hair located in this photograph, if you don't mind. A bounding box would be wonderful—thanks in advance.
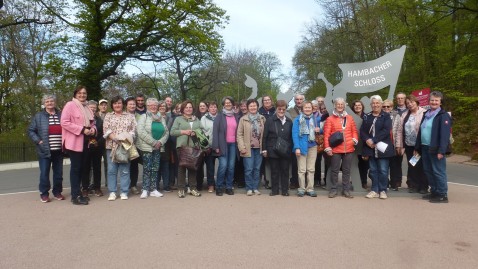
[311,100,318,106]
[88,100,98,106]
[333,97,346,106]
[41,94,56,105]
[370,95,383,104]
[158,100,166,107]
[430,91,444,100]
[146,98,159,106]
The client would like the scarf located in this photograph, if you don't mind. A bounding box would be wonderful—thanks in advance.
[146,111,162,122]
[205,112,216,121]
[248,113,260,136]
[222,108,235,117]
[332,109,348,118]
[422,107,441,128]
[299,113,315,142]
[183,115,197,122]
[72,98,94,127]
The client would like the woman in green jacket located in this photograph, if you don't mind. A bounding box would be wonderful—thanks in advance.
[170,100,202,198]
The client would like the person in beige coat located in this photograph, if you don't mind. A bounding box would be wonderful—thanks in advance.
[237,99,266,196]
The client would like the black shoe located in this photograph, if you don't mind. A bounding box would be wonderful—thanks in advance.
[216,190,223,196]
[264,180,271,189]
[281,192,289,196]
[408,188,417,193]
[225,189,234,195]
[429,195,448,203]
[362,183,368,189]
[237,183,245,188]
[71,196,88,205]
[289,183,298,190]
[391,187,399,191]
[269,192,278,196]
[422,193,436,200]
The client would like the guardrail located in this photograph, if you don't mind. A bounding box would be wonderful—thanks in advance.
[0,142,37,164]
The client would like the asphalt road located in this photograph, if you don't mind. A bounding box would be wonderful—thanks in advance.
[1,160,477,195]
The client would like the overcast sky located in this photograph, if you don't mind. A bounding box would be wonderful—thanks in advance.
[213,0,323,89]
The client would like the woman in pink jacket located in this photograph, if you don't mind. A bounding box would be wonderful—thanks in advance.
[396,95,427,193]
[323,97,358,198]
[60,86,96,205]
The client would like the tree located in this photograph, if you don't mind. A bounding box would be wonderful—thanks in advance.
[1,1,69,135]
[36,0,228,100]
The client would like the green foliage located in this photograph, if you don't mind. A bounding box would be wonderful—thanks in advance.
[292,0,478,155]
[37,0,229,100]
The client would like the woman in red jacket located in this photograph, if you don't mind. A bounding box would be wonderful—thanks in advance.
[324,97,358,198]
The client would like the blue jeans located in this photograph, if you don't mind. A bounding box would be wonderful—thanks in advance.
[106,150,131,194]
[205,154,217,187]
[369,157,390,193]
[216,143,236,190]
[38,150,63,197]
[421,145,448,196]
[243,148,263,191]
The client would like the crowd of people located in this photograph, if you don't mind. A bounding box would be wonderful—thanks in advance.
[27,86,453,205]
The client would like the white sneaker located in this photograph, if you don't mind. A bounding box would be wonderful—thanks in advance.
[108,192,116,201]
[246,190,253,196]
[365,191,379,199]
[150,190,163,197]
[120,193,128,200]
[253,190,261,195]
[379,191,388,199]
[140,190,148,199]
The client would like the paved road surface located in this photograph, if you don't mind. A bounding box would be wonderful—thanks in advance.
[0,156,477,269]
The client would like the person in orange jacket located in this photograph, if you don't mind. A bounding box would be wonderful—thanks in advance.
[323,97,359,198]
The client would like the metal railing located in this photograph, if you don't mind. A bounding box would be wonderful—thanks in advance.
[0,142,37,164]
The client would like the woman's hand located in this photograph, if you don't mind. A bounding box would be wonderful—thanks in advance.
[215,149,220,154]
[240,149,247,155]
[181,130,193,136]
[366,139,375,148]
[295,149,301,157]
[154,141,162,150]
[437,153,444,160]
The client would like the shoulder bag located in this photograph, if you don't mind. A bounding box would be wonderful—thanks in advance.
[272,121,291,158]
[329,117,346,148]
[178,136,206,170]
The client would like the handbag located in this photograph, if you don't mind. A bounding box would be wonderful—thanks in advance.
[113,143,129,163]
[178,136,205,170]
[328,117,346,148]
[120,140,140,160]
[316,134,325,153]
[272,122,291,157]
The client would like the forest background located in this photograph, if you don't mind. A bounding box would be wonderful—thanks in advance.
[1,0,477,161]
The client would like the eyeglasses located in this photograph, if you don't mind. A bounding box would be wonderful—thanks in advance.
[382,106,391,108]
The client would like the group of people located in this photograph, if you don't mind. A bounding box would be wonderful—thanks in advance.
[28,86,452,205]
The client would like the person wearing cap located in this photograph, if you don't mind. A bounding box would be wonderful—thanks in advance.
[98,99,108,120]
[98,98,109,186]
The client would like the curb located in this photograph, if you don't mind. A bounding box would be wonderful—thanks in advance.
[0,159,71,172]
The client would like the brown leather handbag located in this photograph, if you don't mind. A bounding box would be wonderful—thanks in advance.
[177,137,205,170]
[316,134,325,153]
